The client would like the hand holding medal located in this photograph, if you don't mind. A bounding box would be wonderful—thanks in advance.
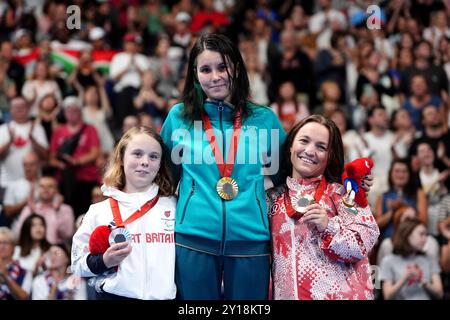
[291,194,315,215]
[301,203,329,232]
[103,241,132,269]
[108,221,132,246]
[285,176,327,221]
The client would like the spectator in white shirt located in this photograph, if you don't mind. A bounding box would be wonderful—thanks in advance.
[0,97,48,187]
[109,33,150,130]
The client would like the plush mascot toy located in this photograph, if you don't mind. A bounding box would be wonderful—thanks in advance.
[89,222,131,255]
[89,225,111,255]
[342,157,374,208]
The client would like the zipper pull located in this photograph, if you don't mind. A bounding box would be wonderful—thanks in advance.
[218,101,223,111]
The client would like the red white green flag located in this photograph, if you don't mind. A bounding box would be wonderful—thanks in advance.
[14,48,118,75]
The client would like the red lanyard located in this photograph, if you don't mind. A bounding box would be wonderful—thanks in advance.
[109,193,160,227]
[284,176,328,216]
[201,109,242,178]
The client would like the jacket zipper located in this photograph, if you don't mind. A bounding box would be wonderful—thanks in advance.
[180,180,195,224]
[219,101,227,254]
[142,221,147,299]
[255,182,267,229]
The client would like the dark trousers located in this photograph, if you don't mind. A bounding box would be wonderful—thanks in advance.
[175,245,270,300]
[112,86,138,131]
[60,178,97,218]
[95,291,139,300]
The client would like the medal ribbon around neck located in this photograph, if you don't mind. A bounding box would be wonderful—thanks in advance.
[201,108,242,200]
[109,193,160,227]
[201,108,242,178]
[284,176,328,218]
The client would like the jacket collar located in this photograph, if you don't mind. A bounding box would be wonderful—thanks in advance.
[203,99,235,122]
[101,183,159,212]
[286,175,323,193]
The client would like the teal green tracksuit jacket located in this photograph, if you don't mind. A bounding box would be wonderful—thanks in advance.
[160,100,286,256]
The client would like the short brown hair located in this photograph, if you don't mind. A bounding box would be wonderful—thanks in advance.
[282,115,344,183]
[103,126,175,196]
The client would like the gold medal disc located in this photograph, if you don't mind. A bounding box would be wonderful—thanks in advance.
[216,177,239,200]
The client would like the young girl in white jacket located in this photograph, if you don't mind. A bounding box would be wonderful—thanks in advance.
[71,126,176,300]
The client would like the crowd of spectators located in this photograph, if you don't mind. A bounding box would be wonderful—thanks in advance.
[0,0,450,300]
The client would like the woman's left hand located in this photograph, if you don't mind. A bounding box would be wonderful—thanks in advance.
[302,203,329,232]
[362,174,374,193]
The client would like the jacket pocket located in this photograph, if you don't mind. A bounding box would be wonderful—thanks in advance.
[180,179,195,224]
[255,182,267,229]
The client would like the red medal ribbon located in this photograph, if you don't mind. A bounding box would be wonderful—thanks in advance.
[201,108,242,178]
[109,193,160,227]
[284,176,328,217]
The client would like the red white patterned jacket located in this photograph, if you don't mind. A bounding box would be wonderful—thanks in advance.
[267,176,380,300]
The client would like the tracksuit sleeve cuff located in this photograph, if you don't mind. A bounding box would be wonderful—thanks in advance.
[86,254,109,275]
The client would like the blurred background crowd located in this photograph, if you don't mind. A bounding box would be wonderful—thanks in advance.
[0,0,450,300]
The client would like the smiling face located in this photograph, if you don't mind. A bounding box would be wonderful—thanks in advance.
[390,162,410,188]
[290,122,329,179]
[123,133,162,193]
[196,49,232,101]
[417,142,434,166]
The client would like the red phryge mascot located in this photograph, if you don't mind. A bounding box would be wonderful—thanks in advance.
[342,157,374,208]
[89,225,111,255]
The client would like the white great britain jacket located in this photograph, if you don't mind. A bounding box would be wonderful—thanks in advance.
[71,183,176,300]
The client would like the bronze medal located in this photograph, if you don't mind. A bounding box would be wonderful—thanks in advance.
[216,177,239,200]
[291,194,315,213]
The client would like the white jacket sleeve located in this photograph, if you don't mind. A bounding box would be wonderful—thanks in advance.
[71,205,98,277]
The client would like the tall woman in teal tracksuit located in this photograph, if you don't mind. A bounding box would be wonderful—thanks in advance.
[161,33,286,299]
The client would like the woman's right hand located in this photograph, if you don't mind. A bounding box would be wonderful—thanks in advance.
[102,242,132,268]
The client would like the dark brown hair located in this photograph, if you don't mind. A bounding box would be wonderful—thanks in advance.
[18,214,51,257]
[392,218,425,257]
[182,33,251,122]
[387,158,418,199]
[282,114,344,183]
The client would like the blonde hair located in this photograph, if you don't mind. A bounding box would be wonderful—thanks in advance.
[0,227,15,245]
[103,126,174,196]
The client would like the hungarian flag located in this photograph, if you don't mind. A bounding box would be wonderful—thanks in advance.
[13,48,40,65]
[51,49,118,75]
[91,50,117,74]
[13,48,118,75]
[50,49,80,74]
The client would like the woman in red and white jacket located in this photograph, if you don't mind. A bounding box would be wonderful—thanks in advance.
[267,115,379,300]
[71,126,176,300]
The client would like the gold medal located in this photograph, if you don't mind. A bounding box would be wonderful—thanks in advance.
[216,177,239,200]
[291,194,315,214]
